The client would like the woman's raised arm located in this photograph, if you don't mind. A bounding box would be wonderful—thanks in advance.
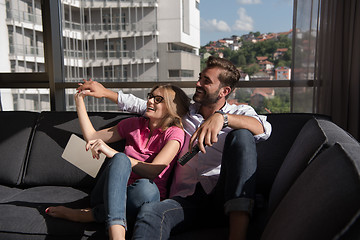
[75,91,122,143]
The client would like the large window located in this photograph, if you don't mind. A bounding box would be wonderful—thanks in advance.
[0,0,317,114]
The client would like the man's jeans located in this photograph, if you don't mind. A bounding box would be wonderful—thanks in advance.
[132,129,257,239]
[90,153,160,229]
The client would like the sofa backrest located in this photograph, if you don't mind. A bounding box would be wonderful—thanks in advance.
[255,113,323,199]
[261,142,360,240]
[0,111,39,186]
[22,111,135,189]
[267,118,359,216]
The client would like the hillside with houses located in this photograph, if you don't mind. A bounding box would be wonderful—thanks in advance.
[200,30,292,113]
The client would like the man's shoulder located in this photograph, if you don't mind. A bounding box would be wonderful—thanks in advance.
[223,102,255,114]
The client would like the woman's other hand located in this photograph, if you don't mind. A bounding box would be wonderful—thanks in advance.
[75,90,90,103]
[86,139,118,159]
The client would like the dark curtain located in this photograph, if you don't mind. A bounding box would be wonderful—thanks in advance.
[315,0,360,140]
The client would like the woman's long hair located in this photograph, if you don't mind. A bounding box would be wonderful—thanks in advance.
[150,84,190,131]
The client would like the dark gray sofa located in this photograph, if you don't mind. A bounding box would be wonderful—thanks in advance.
[0,111,359,240]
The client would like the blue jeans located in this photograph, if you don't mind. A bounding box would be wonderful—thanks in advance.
[132,129,257,239]
[90,152,160,229]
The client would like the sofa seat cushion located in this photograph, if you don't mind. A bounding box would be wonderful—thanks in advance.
[0,185,22,203]
[261,142,360,240]
[0,111,38,186]
[0,186,103,239]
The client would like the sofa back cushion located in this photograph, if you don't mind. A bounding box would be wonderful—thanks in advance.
[267,118,358,216]
[23,111,134,189]
[255,113,321,198]
[0,111,38,186]
[261,142,360,240]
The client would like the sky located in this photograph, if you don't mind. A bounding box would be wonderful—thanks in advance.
[199,0,293,45]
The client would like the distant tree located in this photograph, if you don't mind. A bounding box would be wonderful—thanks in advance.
[277,60,287,67]
[262,88,290,113]
[230,54,239,66]
[247,51,257,64]
[283,49,292,62]
[237,54,246,66]
[201,58,207,71]
[221,48,232,59]
[235,88,251,104]
[199,46,207,55]
[276,35,291,48]
[243,64,260,76]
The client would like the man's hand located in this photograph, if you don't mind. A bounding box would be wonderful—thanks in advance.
[189,112,224,153]
[77,79,118,103]
[77,79,106,98]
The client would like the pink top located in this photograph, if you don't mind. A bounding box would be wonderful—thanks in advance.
[117,117,185,199]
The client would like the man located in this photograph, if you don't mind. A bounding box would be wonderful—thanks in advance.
[78,56,271,239]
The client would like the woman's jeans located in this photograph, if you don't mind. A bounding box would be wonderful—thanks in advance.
[132,129,257,239]
[90,152,160,229]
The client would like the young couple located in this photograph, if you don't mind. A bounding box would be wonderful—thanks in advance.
[47,56,272,240]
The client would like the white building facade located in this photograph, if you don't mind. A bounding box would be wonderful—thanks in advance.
[0,0,200,111]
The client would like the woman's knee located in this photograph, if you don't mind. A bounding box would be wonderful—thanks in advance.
[108,152,131,169]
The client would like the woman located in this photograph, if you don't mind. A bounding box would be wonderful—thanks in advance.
[46,84,190,240]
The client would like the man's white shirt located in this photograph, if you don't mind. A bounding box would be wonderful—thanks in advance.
[117,90,272,198]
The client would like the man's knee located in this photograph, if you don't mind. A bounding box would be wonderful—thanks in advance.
[222,129,257,170]
[225,129,255,148]
[137,201,158,216]
[132,201,163,239]
[136,199,183,225]
[128,179,160,204]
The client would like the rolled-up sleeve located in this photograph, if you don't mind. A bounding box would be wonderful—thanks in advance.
[253,114,272,142]
[225,103,272,142]
[117,90,147,115]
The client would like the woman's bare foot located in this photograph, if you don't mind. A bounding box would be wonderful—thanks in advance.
[45,206,95,223]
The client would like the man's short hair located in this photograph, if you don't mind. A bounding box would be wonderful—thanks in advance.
[206,56,240,93]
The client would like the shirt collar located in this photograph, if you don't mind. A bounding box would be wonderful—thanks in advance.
[189,102,201,115]
[143,117,165,133]
[189,101,230,115]
[220,102,230,111]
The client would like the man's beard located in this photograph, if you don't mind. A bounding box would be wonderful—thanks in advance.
[193,87,221,106]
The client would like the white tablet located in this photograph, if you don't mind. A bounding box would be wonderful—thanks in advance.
[62,134,106,178]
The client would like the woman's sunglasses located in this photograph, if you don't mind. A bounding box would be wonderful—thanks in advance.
[147,93,164,104]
